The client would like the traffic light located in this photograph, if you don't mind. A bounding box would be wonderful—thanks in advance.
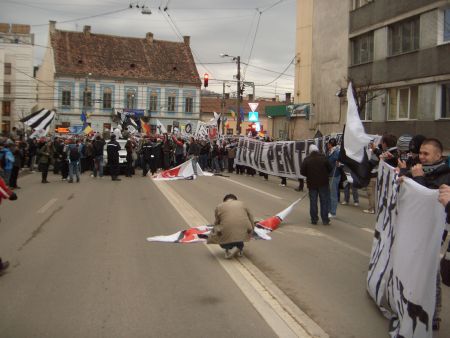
[203,73,209,87]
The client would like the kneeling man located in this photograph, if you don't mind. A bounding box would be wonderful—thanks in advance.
[208,194,254,259]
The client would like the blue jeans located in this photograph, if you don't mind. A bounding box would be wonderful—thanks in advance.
[212,157,220,172]
[309,186,330,224]
[199,154,208,170]
[329,175,341,215]
[344,183,359,203]
[93,155,103,177]
[69,160,80,181]
[190,155,198,175]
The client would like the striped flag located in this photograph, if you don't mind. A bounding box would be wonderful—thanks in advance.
[21,108,55,131]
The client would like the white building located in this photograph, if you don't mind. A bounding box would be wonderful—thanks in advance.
[0,23,37,135]
[37,22,201,134]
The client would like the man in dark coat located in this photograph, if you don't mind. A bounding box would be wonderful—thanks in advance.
[301,144,333,225]
[107,134,121,181]
[141,138,153,176]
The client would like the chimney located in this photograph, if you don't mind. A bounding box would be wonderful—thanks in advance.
[248,94,254,101]
[83,25,91,36]
[225,93,230,99]
[183,36,190,45]
[285,93,291,103]
[146,32,154,44]
[49,20,56,34]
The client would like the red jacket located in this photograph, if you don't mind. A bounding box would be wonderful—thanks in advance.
[0,177,13,204]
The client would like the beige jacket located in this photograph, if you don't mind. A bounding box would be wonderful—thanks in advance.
[208,200,254,245]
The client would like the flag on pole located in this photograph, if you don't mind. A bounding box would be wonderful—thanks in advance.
[141,118,150,135]
[156,119,167,134]
[20,108,55,131]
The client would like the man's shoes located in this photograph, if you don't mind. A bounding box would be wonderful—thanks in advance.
[68,179,73,183]
[0,260,10,272]
[354,202,359,206]
[295,188,303,192]
[42,180,50,184]
[112,178,122,181]
[279,184,286,187]
[328,213,336,218]
[224,247,240,259]
[363,209,375,214]
[322,221,330,225]
[237,250,244,257]
[76,178,80,183]
[311,220,318,225]
[341,201,348,205]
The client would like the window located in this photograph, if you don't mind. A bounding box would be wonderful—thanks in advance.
[150,124,157,134]
[444,8,450,42]
[351,32,374,65]
[83,90,92,108]
[4,63,11,75]
[185,97,193,113]
[103,123,111,132]
[103,88,112,109]
[149,93,158,112]
[126,89,136,109]
[2,101,11,116]
[352,0,372,10]
[167,96,176,112]
[441,83,450,118]
[388,86,418,120]
[62,90,71,107]
[4,82,11,95]
[226,128,234,135]
[389,17,420,56]
[357,92,373,121]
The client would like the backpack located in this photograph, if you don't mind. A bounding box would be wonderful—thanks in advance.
[69,146,80,161]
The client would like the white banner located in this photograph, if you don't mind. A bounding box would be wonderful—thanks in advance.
[367,161,446,337]
[235,135,342,179]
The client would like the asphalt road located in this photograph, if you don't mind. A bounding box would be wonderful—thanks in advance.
[0,169,448,338]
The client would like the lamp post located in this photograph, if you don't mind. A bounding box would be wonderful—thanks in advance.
[220,53,241,135]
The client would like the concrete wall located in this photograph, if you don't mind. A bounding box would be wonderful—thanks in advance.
[350,0,438,33]
[309,0,349,136]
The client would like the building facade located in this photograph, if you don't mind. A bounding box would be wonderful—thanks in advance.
[37,22,201,134]
[0,23,36,134]
[349,0,450,146]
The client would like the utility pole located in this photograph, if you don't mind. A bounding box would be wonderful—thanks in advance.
[222,81,226,135]
[236,56,241,135]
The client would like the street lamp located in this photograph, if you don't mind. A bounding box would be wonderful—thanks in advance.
[220,53,241,135]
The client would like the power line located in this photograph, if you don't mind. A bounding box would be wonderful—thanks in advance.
[255,56,295,86]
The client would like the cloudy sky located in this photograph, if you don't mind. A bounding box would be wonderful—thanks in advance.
[1,0,296,99]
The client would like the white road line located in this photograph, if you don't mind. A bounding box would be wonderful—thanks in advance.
[361,227,375,234]
[37,198,58,214]
[218,176,283,200]
[152,180,328,338]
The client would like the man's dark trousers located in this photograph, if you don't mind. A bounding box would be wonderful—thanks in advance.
[309,185,330,224]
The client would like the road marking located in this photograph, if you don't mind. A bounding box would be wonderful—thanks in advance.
[361,227,375,234]
[282,226,370,258]
[37,198,58,214]
[153,180,328,338]
[218,176,283,200]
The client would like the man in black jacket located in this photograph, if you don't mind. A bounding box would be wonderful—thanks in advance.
[107,134,121,181]
[439,184,450,224]
[141,138,153,176]
[300,144,333,225]
[93,135,106,178]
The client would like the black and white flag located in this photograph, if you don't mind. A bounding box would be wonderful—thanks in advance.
[367,161,446,338]
[20,108,55,131]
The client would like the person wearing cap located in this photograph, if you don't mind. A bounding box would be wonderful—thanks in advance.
[301,144,332,225]
[107,134,121,181]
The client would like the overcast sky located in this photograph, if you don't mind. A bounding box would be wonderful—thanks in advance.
[1,0,296,99]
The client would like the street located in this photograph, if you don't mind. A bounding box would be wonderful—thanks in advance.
[0,170,448,338]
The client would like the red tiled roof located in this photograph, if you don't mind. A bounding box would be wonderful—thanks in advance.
[201,97,286,114]
[51,29,201,85]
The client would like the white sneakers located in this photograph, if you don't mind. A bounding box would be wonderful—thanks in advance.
[363,209,375,214]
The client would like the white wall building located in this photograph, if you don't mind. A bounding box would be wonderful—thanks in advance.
[0,23,37,135]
